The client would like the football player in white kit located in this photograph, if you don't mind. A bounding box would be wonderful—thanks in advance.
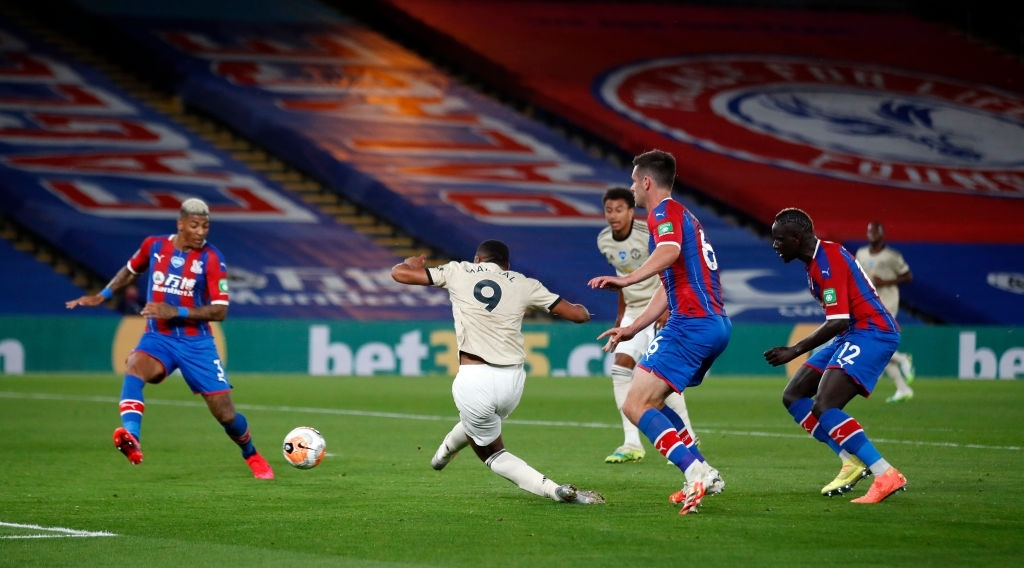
[392,239,604,504]
[855,221,916,402]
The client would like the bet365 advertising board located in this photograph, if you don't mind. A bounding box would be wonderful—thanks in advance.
[1,316,1020,379]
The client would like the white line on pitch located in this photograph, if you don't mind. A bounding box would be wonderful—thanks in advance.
[0,521,116,539]
[0,391,1019,452]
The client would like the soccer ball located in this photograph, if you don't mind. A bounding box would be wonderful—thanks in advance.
[282,426,326,469]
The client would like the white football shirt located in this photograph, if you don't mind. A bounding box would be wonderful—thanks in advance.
[855,245,911,315]
[428,261,561,366]
[596,219,660,318]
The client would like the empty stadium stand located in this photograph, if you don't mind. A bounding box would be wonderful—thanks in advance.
[0,3,451,320]
[340,0,1024,325]
[0,216,95,315]
[4,0,1021,324]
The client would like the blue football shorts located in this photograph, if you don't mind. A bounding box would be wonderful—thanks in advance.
[638,314,731,393]
[133,332,232,395]
[805,327,900,396]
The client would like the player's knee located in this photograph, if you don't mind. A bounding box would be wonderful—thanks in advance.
[610,364,633,384]
[810,398,839,417]
[613,354,636,368]
[205,396,236,423]
[125,354,163,382]
[781,389,799,409]
[620,398,646,424]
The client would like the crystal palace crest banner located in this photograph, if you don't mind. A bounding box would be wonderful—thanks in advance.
[381,0,1024,245]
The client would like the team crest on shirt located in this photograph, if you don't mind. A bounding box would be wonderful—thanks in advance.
[822,287,837,306]
[596,55,1024,196]
[191,259,204,274]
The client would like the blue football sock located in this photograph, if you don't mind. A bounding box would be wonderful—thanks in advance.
[118,375,146,440]
[222,413,257,458]
[660,405,706,461]
[638,408,698,472]
[660,404,685,430]
[788,397,841,455]
[818,408,883,466]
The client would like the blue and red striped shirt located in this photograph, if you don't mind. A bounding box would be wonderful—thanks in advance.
[807,240,899,333]
[126,235,229,337]
[647,198,727,319]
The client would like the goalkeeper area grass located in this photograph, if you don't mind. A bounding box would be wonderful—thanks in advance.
[1,373,1021,567]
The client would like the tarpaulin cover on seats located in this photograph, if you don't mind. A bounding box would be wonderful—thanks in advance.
[72,11,849,323]
[0,238,93,315]
[844,241,1024,325]
[380,0,1024,244]
[62,0,1021,323]
[0,21,451,320]
[371,0,1024,324]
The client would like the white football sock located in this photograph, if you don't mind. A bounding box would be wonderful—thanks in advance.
[664,392,695,438]
[868,458,892,476]
[437,421,470,460]
[486,450,560,500]
[888,353,914,394]
[611,365,642,447]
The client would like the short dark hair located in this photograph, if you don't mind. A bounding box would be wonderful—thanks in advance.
[774,207,814,235]
[602,186,634,208]
[476,239,510,269]
[632,149,676,190]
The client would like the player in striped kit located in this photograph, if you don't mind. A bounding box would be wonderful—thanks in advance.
[66,198,274,479]
[764,208,907,504]
[589,150,731,515]
[596,186,704,465]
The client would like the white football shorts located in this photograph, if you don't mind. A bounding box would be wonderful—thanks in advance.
[451,363,526,446]
[614,313,657,363]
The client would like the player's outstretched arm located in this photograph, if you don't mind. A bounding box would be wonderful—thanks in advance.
[550,298,590,323]
[597,286,667,352]
[65,293,107,310]
[391,255,431,286]
[588,245,678,292]
[587,274,627,291]
[65,266,137,310]
[596,326,630,353]
[763,319,848,366]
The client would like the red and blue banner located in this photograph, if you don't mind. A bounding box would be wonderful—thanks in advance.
[367,0,1024,324]
[378,1,1024,244]
[41,0,1021,324]
[0,21,451,320]
[67,10,841,323]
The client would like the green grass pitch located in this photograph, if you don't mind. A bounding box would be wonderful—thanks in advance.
[1,373,1021,567]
